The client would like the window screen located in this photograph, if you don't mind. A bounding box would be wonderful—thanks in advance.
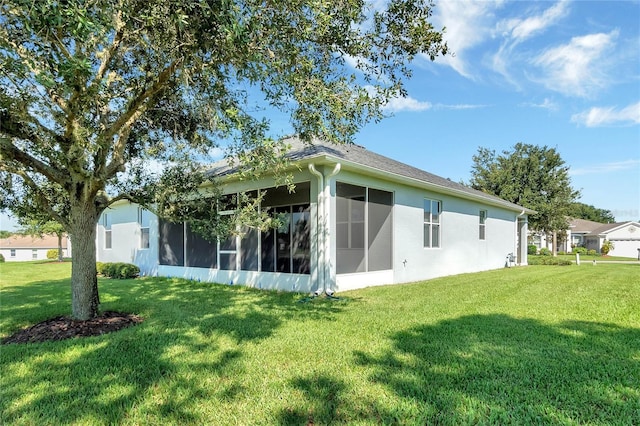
[159,218,184,266]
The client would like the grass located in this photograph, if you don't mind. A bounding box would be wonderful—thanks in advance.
[1,261,639,425]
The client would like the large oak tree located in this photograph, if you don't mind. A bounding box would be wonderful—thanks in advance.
[469,143,580,235]
[0,0,448,319]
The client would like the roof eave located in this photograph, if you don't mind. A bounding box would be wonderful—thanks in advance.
[212,153,536,215]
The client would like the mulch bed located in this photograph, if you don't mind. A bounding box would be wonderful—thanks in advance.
[2,311,143,345]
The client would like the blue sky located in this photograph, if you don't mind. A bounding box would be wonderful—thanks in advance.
[352,0,639,222]
[1,0,638,231]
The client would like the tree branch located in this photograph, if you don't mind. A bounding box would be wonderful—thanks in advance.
[102,59,182,178]
[1,166,69,228]
[0,131,68,185]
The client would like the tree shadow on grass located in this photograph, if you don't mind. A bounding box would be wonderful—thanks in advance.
[354,314,640,424]
[0,276,348,424]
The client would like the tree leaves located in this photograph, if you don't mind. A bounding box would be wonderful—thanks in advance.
[469,143,580,233]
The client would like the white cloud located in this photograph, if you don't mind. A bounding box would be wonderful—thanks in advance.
[383,95,432,113]
[492,2,569,83]
[571,102,640,127]
[570,159,640,176]
[532,30,618,97]
[429,0,503,79]
[435,103,489,110]
[521,98,558,110]
[499,1,569,43]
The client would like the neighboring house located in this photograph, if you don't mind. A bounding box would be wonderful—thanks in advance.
[0,234,70,261]
[578,220,640,258]
[97,138,534,294]
[568,218,606,249]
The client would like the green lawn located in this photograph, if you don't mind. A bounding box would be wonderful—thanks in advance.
[1,261,639,425]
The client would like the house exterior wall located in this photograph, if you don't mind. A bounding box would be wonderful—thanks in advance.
[97,202,158,274]
[97,166,528,293]
[332,170,520,291]
[0,247,69,262]
[602,223,640,258]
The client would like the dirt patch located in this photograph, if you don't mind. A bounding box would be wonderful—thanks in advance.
[1,311,143,345]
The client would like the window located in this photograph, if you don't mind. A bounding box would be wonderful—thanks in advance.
[32,249,38,259]
[336,182,393,274]
[138,207,151,249]
[479,210,487,240]
[423,199,441,248]
[103,213,112,249]
[10,249,15,258]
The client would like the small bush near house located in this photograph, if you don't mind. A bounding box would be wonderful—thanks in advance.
[527,245,537,255]
[96,262,106,275]
[539,248,552,256]
[572,247,587,255]
[558,251,566,256]
[601,239,615,256]
[46,249,58,260]
[529,256,572,266]
[0,253,4,262]
[99,262,140,279]
[587,249,597,256]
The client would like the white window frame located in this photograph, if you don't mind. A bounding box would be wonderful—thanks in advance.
[32,249,38,260]
[423,198,441,248]
[10,249,16,258]
[138,207,151,249]
[103,213,112,249]
[479,210,487,240]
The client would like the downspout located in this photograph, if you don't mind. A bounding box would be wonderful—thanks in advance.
[308,163,341,296]
[308,164,323,295]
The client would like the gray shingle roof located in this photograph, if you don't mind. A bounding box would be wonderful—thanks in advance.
[209,137,534,214]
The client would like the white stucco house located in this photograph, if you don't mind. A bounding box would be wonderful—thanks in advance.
[96,138,533,293]
[0,234,71,261]
[570,219,640,258]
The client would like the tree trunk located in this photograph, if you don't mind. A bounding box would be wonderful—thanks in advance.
[57,233,63,262]
[69,201,100,320]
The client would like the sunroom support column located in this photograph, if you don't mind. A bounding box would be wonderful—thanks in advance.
[309,163,340,295]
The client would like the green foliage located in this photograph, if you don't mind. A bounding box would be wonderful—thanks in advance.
[568,202,615,223]
[539,247,552,256]
[0,253,4,262]
[528,244,538,255]
[528,256,572,266]
[558,251,566,255]
[572,246,587,255]
[588,249,597,256]
[0,0,448,319]
[469,143,580,234]
[601,239,615,255]
[46,249,58,260]
[0,230,12,239]
[99,262,140,279]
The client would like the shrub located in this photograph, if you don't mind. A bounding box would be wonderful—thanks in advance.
[529,256,572,266]
[539,248,552,256]
[572,247,587,255]
[528,245,538,255]
[558,251,566,256]
[587,249,597,256]
[601,239,615,255]
[0,253,4,263]
[99,262,140,279]
[46,249,58,260]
